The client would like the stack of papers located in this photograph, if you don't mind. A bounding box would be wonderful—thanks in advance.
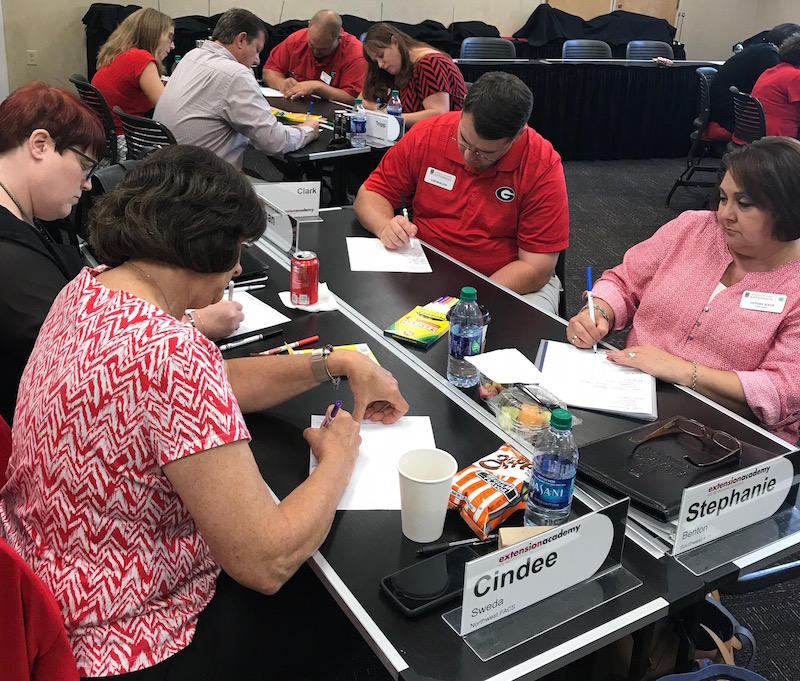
[346,237,431,273]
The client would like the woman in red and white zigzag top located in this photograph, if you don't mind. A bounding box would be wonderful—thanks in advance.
[0,144,408,679]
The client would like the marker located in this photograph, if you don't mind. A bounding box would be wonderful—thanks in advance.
[415,534,499,557]
[304,101,313,123]
[228,281,234,301]
[255,334,320,356]
[233,284,266,293]
[586,266,597,353]
[322,400,342,428]
[218,327,283,352]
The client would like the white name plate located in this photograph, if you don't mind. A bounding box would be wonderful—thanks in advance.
[365,110,404,147]
[252,181,321,219]
[673,456,794,555]
[459,509,615,635]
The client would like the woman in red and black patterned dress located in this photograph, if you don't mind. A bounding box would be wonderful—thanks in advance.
[361,22,467,128]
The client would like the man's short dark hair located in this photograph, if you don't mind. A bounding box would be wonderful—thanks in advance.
[90,145,266,272]
[764,23,800,47]
[719,137,800,242]
[461,72,533,140]
[212,8,265,44]
[779,34,800,66]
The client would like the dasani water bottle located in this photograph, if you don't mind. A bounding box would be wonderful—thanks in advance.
[447,286,482,388]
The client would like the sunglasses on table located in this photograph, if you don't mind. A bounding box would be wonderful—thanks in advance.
[632,417,742,468]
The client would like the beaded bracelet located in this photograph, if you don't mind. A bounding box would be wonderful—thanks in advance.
[580,303,610,324]
[186,311,196,328]
[691,362,698,391]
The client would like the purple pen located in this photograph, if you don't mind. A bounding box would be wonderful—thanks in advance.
[322,400,342,428]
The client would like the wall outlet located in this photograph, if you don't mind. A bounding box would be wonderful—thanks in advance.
[26,50,37,66]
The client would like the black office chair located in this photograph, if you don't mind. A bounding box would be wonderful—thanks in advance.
[626,40,674,60]
[113,106,177,160]
[69,74,118,165]
[73,160,144,250]
[728,87,766,148]
[561,39,612,60]
[555,250,567,319]
[459,37,516,59]
[666,67,725,206]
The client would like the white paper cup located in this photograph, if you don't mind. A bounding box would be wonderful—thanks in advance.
[397,448,458,543]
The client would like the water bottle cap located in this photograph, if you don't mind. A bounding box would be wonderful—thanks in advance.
[459,286,477,302]
[355,98,363,105]
[549,408,572,430]
[391,89,399,96]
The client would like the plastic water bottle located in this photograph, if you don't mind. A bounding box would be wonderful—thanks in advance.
[351,98,367,148]
[387,89,402,118]
[524,409,579,526]
[447,286,483,388]
[171,55,181,74]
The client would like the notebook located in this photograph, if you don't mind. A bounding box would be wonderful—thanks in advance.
[577,417,786,522]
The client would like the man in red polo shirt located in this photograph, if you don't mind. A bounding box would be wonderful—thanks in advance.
[354,71,569,314]
[263,10,366,105]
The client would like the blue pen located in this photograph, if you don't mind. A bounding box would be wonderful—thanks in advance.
[586,266,597,353]
[322,400,342,428]
[304,101,313,123]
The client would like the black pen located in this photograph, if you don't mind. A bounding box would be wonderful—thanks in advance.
[415,534,498,557]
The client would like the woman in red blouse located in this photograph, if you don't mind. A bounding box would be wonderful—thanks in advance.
[361,22,467,127]
[91,8,175,140]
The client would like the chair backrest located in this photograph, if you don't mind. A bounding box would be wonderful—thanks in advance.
[694,68,713,130]
[459,37,516,60]
[75,160,144,242]
[626,40,674,60]
[729,86,766,145]
[696,65,718,86]
[113,106,177,160]
[69,74,118,165]
[561,39,612,60]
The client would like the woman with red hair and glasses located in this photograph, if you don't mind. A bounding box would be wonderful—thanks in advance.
[0,82,105,427]
[0,83,244,428]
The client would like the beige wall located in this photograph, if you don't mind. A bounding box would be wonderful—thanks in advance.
[2,0,799,91]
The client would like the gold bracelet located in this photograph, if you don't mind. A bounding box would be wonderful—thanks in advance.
[193,310,207,336]
[691,362,698,391]
[580,303,610,324]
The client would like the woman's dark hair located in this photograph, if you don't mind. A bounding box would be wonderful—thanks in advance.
[779,34,800,66]
[764,23,800,47]
[361,22,441,103]
[90,145,266,272]
[0,82,105,159]
[717,137,800,242]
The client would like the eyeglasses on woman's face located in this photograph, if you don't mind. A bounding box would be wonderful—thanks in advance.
[66,147,101,181]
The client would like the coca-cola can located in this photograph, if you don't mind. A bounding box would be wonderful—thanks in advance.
[290,251,319,305]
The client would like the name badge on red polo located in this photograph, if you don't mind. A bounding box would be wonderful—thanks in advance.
[424,167,456,191]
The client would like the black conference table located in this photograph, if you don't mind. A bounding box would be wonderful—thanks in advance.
[224,207,799,680]
[454,59,720,162]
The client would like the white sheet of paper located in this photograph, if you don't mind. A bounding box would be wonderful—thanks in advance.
[536,340,657,419]
[465,348,542,384]
[225,291,291,338]
[309,416,436,510]
[346,237,432,273]
[260,86,284,97]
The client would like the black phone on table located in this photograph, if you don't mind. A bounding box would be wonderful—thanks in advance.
[380,545,479,618]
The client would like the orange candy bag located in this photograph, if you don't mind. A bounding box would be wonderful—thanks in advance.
[448,444,532,540]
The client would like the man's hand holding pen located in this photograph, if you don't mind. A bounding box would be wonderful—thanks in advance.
[379,214,418,250]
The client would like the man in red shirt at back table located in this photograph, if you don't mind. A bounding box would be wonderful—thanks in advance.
[354,71,569,315]
[263,9,366,105]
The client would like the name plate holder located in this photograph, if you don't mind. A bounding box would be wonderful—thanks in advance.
[442,499,641,661]
[365,110,405,147]
[672,452,800,576]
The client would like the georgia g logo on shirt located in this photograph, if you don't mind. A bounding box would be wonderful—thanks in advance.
[495,186,515,202]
